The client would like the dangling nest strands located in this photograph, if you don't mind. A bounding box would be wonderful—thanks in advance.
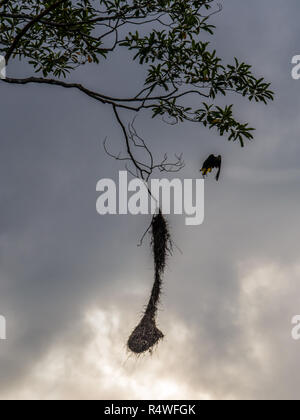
[128,211,172,354]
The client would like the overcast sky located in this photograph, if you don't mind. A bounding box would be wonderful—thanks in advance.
[1,0,300,400]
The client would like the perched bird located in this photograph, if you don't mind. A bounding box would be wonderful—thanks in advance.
[200,154,222,181]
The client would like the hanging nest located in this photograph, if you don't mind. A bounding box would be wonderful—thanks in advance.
[128,211,172,354]
[127,311,164,354]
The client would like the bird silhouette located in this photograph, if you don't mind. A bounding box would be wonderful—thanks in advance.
[200,154,222,181]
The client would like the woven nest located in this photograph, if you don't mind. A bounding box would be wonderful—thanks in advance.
[128,211,172,355]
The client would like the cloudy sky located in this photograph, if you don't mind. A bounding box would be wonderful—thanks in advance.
[1,0,300,400]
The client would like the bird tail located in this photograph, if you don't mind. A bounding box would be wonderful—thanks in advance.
[201,167,211,176]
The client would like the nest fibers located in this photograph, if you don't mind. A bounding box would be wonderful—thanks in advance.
[128,211,172,354]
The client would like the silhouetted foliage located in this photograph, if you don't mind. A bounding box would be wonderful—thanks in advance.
[0,0,274,354]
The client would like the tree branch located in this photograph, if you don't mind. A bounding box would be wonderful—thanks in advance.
[0,76,141,110]
[113,105,146,179]
[0,77,184,110]
[105,114,184,183]
[0,10,166,29]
